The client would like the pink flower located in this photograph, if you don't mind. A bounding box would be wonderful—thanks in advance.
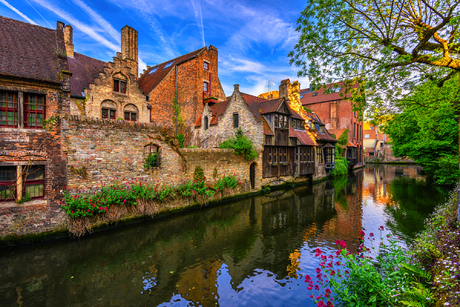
[315,285,319,290]
[318,301,325,307]
[369,233,374,237]
[326,301,333,307]
[316,268,321,273]
[307,286,312,290]
[339,241,347,249]
[305,275,312,282]
[358,230,365,236]
[379,226,384,231]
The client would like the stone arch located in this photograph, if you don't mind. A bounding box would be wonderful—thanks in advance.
[101,100,118,119]
[123,104,139,121]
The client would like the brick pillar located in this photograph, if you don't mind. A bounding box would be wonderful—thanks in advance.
[64,25,74,57]
[121,25,139,76]
[330,101,337,129]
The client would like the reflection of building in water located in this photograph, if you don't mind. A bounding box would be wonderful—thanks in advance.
[363,165,424,207]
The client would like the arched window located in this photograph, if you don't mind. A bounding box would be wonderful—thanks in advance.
[144,143,160,168]
[101,100,117,119]
[124,104,138,122]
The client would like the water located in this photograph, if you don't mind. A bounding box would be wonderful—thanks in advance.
[0,165,448,307]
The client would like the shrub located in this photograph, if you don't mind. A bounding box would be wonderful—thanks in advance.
[219,128,257,161]
[16,193,32,204]
[193,166,205,182]
[176,134,185,148]
[144,152,158,169]
[330,157,348,176]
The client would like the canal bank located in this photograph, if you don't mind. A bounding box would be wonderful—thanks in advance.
[0,165,448,306]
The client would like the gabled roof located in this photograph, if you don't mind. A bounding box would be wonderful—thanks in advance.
[68,52,108,96]
[289,127,316,146]
[317,129,338,143]
[301,82,359,105]
[289,107,303,120]
[263,120,274,136]
[240,93,284,122]
[139,47,206,94]
[0,17,62,83]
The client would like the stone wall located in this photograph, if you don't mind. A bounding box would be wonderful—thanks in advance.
[193,86,265,150]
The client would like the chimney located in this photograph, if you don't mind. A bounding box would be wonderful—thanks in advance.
[279,79,290,101]
[64,24,74,57]
[234,84,239,92]
[121,25,138,76]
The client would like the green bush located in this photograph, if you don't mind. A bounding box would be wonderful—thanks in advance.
[330,156,348,176]
[176,134,185,148]
[193,166,205,182]
[219,128,257,161]
[433,155,460,185]
[16,193,32,204]
[144,152,158,169]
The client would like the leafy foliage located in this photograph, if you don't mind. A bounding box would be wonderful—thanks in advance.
[289,0,460,116]
[144,153,158,169]
[176,134,185,148]
[16,193,32,204]
[383,78,460,185]
[193,166,205,182]
[336,129,349,157]
[61,175,242,218]
[219,128,258,161]
[330,157,348,176]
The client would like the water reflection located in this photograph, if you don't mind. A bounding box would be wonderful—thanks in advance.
[0,165,446,307]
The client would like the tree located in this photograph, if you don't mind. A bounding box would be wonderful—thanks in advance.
[383,77,460,184]
[289,0,460,114]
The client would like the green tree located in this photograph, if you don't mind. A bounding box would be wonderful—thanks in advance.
[289,0,460,115]
[219,128,258,161]
[383,77,460,184]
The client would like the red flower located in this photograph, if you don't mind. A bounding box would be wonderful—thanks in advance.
[316,268,321,273]
[305,275,312,282]
[369,233,374,237]
[318,301,325,307]
[326,301,334,307]
[339,241,347,249]
[379,226,384,231]
[358,230,365,236]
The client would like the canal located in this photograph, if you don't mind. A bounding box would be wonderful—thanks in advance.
[0,165,448,306]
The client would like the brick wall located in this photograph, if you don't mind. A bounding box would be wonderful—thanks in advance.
[148,47,226,129]
[0,79,70,238]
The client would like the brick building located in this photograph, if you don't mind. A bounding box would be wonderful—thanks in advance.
[139,46,226,130]
[300,82,363,168]
[65,25,149,122]
[0,17,71,232]
[195,80,337,185]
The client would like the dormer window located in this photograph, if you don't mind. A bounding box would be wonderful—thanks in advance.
[204,61,209,71]
[114,79,127,94]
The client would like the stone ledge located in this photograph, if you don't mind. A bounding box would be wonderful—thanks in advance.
[0,199,48,209]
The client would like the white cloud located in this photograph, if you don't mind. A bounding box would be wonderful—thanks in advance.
[70,0,120,43]
[0,0,37,25]
[190,0,205,47]
[30,0,119,52]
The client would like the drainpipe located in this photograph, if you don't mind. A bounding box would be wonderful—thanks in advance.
[175,64,178,136]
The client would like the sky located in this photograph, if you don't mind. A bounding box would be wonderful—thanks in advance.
[0,0,311,96]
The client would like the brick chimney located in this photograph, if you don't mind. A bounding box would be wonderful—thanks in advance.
[121,25,138,76]
[279,79,290,101]
[64,24,74,58]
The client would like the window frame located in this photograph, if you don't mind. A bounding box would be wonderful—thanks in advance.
[316,147,323,164]
[204,115,209,130]
[233,113,239,128]
[24,93,46,129]
[203,61,209,71]
[114,79,127,94]
[124,111,137,122]
[0,91,18,128]
[144,144,161,168]
[0,166,16,201]
[203,81,209,93]
[23,165,45,200]
[102,108,116,120]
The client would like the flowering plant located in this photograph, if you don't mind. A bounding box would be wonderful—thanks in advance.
[306,228,434,307]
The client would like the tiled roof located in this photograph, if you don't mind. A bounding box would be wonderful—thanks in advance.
[289,107,303,120]
[209,99,229,116]
[301,82,359,105]
[68,52,107,96]
[139,47,206,94]
[289,127,316,146]
[195,114,202,128]
[263,120,274,136]
[317,129,338,143]
[240,93,283,122]
[0,17,61,83]
[305,111,325,125]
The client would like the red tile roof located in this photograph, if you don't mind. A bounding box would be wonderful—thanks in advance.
[264,121,274,136]
[301,82,359,105]
[289,127,316,146]
[139,47,206,94]
[68,52,107,96]
[317,129,338,143]
[195,114,202,128]
[240,93,284,122]
[289,107,303,120]
[0,17,62,83]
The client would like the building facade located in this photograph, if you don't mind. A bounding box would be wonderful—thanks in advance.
[139,46,226,130]
[300,82,364,169]
[65,25,149,123]
[0,17,71,234]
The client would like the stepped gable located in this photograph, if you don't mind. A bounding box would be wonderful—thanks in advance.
[0,16,61,83]
[68,52,107,96]
[139,47,206,95]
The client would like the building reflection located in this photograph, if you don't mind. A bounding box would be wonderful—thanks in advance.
[0,165,440,307]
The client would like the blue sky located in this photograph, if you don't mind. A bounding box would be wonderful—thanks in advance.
[0,0,311,96]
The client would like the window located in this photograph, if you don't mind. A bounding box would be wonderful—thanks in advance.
[24,94,45,129]
[204,81,209,93]
[0,91,18,128]
[233,113,239,128]
[204,116,209,130]
[279,147,287,162]
[274,114,279,128]
[124,111,136,121]
[324,148,334,164]
[164,61,174,69]
[268,147,272,162]
[0,166,16,201]
[102,108,116,120]
[273,147,277,163]
[312,92,318,97]
[316,147,323,164]
[295,147,298,161]
[364,134,370,139]
[114,80,127,93]
[300,95,304,99]
[354,123,356,138]
[204,61,209,71]
[0,165,44,201]
[24,166,44,198]
[148,67,158,74]
[144,144,160,168]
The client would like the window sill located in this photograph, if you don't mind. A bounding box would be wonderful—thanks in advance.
[113,91,128,96]
[0,127,45,133]
[0,198,47,208]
